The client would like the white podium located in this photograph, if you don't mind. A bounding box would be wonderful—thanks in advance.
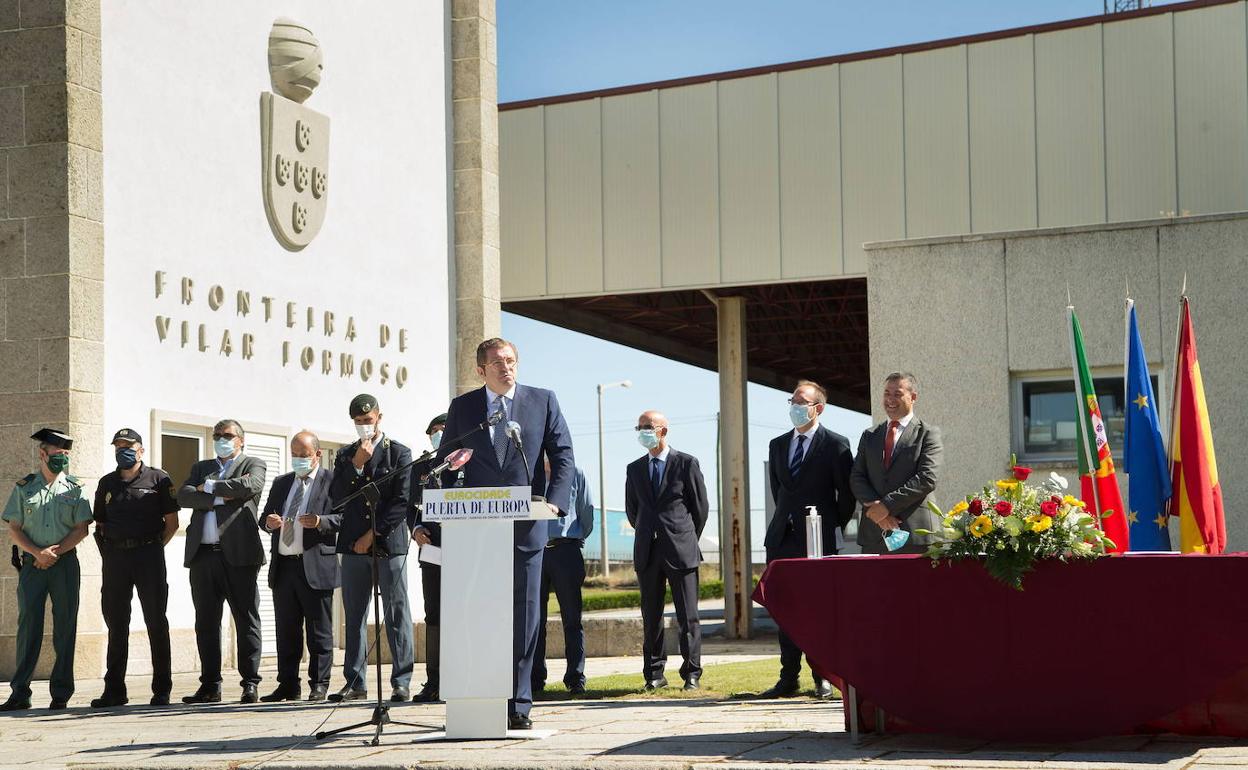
[421,486,556,740]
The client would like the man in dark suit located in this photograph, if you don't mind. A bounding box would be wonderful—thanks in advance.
[851,371,943,555]
[760,381,856,699]
[178,418,267,704]
[438,337,574,730]
[260,431,340,702]
[411,412,447,703]
[330,394,415,703]
[624,410,709,692]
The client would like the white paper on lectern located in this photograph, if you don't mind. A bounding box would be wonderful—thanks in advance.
[418,544,441,565]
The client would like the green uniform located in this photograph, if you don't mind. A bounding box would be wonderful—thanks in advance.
[2,473,92,703]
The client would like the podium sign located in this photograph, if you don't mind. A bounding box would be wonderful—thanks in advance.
[421,486,555,740]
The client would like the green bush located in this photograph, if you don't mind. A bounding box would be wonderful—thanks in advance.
[557,576,759,614]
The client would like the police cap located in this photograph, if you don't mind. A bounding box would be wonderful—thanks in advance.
[111,428,143,445]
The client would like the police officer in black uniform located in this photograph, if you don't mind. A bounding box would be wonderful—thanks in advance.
[90,428,180,708]
[411,412,447,703]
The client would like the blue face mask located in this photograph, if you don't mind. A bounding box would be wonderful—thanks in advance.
[115,447,138,470]
[637,429,660,450]
[883,528,911,552]
[430,430,443,450]
[291,457,315,477]
[789,403,814,428]
[214,437,236,458]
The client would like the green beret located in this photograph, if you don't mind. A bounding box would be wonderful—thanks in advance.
[426,413,448,435]
[349,394,379,418]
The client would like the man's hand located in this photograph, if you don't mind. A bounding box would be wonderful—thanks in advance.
[297,513,320,529]
[196,484,205,493]
[547,502,562,518]
[34,545,59,569]
[353,437,375,471]
[352,529,374,554]
[412,526,432,545]
[865,501,903,531]
[264,514,283,531]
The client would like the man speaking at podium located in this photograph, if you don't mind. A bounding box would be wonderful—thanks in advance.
[439,337,574,730]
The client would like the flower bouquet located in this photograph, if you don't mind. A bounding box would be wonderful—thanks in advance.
[917,463,1117,590]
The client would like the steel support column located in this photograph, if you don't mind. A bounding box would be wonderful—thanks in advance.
[716,296,752,639]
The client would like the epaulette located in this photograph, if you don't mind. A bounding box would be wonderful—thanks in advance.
[64,474,81,487]
[382,437,391,449]
[15,473,36,487]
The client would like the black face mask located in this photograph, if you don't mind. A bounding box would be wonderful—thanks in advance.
[115,447,139,469]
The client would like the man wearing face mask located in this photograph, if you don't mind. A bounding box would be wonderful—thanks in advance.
[624,412,709,692]
[89,428,180,709]
[410,412,447,703]
[260,431,340,702]
[760,382,855,700]
[330,394,414,703]
[178,419,268,705]
[1,429,93,711]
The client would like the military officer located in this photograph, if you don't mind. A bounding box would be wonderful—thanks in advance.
[90,428,181,709]
[411,412,447,703]
[1,429,93,711]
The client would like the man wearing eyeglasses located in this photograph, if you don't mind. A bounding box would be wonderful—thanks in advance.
[759,381,855,700]
[178,419,268,705]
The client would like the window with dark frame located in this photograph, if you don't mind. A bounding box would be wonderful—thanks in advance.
[1017,375,1161,462]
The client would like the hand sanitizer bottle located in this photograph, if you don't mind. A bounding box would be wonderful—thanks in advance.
[805,505,823,558]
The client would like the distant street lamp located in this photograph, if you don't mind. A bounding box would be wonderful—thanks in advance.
[596,379,631,578]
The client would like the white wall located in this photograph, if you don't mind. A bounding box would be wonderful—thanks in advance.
[102,2,449,632]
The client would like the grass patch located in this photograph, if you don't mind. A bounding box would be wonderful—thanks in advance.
[534,656,837,701]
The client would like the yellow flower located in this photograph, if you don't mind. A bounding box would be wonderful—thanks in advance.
[950,500,969,515]
[969,515,994,538]
[996,480,1019,492]
[1025,514,1053,533]
[1062,495,1087,509]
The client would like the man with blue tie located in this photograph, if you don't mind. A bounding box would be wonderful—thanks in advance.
[532,459,594,695]
[624,411,709,692]
[438,337,574,730]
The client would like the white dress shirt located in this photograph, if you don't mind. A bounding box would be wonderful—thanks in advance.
[278,466,320,556]
[486,384,517,443]
[200,454,237,544]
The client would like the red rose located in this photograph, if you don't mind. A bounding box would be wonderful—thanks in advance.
[968,498,984,515]
[1051,495,1063,504]
[1040,500,1058,517]
[994,500,1013,516]
[1012,466,1032,481]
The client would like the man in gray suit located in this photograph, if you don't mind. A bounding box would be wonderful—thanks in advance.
[851,372,942,555]
[178,418,267,704]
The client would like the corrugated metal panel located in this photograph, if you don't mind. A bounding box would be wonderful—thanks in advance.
[1175,1,1248,215]
[1104,12,1177,221]
[544,100,604,295]
[500,108,548,298]
[1036,24,1107,227]
[602,91,661,292]
[840,55,904,275]
[778,64,841,279]
[718,74,781,283]
[659,82,720,287]
[968,34,1037,233]
[903,45,970,239]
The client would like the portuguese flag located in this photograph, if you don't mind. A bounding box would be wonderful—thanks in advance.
[1066,306,1129,552]
[1169,297,1225,553]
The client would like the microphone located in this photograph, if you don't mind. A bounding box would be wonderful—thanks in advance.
[505,421,535,489]
[477,408,506,432]
[428,448,472,477]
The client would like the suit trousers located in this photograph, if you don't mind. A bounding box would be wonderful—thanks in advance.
[341,552,413,692]
[510,547,543,717]
[419,562,440,686]
[637,556,702,682]
[189,546,262,687]
[767,526,828,684]
[101,542,171,697]
[10,551,79,702]
[272,556,334,689]
[533,539,586,689]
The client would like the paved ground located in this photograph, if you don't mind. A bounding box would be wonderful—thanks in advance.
[2,637,1246,769]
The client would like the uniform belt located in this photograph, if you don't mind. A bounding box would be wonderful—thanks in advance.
[105,536,163,550]
[199,543,223,552]
[546,537,581,548]
[277,552,304,560]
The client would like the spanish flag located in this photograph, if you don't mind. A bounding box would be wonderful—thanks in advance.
[1169,297,1225,554]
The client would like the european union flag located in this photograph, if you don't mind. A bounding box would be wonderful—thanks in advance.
[1123,302,1172,550]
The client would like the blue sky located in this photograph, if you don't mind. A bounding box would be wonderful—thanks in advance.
[495,0,1171,553]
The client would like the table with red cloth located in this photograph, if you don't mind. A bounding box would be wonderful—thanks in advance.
[752,553,1248,742]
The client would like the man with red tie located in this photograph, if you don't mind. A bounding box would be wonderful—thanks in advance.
[850,372,943,555]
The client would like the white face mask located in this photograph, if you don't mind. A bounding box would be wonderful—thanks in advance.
[355,423,376,440]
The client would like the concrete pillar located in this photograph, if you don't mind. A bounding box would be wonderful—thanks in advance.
[449,0,500,394]
[716,296,752,639]
[0,0,107,678]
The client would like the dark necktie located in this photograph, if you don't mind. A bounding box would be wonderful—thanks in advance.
[491,398,509,465]
[883,420,900,469]
[650,457,662,495]
[790,434,807,480]
[282,477,307,547]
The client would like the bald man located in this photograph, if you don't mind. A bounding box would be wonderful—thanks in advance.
[624,411,709,691]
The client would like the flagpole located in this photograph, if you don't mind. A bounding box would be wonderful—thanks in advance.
[1066,304,1104,528]
[1124,297,1134,468]
[1165,294,1187,516]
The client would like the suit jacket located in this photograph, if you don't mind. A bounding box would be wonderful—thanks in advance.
[438,384,574,553]
[178,453,267,568]
[850,416,943,551]
[331,435,413,557]
[625,449,709,572]
[763,425,856,554]
[262,468,341,591]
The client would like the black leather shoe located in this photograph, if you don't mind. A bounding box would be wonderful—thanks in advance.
[682,676,701,691]
[307,686,328,702]
[508,713,532,730]
[0,697,31,712]
[759,679,801,698]
[531,680,545,693]
[643,676,669,692]
[567,682,587,695]
[410,683,440,703]
[328,687,367,703]
[150,694,170,706]
[90,692,129,709]
[240,684,259,704]
[48,699,68,710]
[259,686,300,702]
[390,686,410,702]
[181,685,222,704]
[814,679,835,700]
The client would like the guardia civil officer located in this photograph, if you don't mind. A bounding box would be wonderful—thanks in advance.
[1,429,93,711]
[90,428,180,709]
[410,412,447,703]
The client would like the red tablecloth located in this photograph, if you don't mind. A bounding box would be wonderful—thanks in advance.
[752,554,1248,741]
